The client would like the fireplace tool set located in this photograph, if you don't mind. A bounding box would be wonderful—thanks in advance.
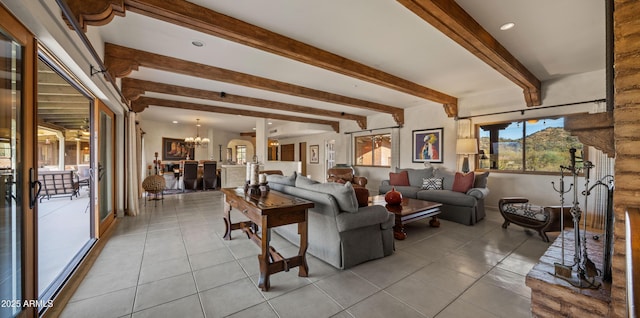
[550,148,614,289]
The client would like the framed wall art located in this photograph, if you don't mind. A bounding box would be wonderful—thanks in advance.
[309,145,319,164]
[162,137,194,161]
[412,128,443,163]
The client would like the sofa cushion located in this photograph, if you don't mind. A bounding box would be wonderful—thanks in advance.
[502,202,547,222]
[295,174,320,187]
[296,177,358,213]
[474,171,490,188]
[396,167,433,187]
[434,169,456,190]
[417,190,476,207]
[452,172,475,193]
[379,184,421,199]
[353,187,370,207]
[389,171,410,186]
[266,172,296,186]
[421,177,443,190]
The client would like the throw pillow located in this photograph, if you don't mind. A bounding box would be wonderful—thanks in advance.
[389,171,410,186]
[266,172,296,186]
[295,174,320,188]
[434,168,455,190]
[353,187,370,207]
[422,177,443,190]
[474,171,490,188]
[396,167,433,187]
[452,172,475,193]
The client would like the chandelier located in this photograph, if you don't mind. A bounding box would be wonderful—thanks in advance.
[185,119,210,148]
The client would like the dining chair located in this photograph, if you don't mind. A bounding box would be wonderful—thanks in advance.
[202,161,218,190]
[182,160,199,191]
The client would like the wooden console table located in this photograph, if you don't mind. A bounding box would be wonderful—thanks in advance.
[221,187,314,291]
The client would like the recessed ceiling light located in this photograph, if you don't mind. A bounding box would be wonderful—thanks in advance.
[172,120,178,124]
[500,22,515,31]
[192,40,205,47]
[268,122,273,125]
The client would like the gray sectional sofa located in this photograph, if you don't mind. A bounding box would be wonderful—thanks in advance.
[379,167,489,225]
[266,173,395,269]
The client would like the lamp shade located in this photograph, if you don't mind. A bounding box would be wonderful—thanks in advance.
[456,138,478,155]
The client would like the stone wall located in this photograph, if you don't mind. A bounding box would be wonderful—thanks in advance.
[613,0,640,316]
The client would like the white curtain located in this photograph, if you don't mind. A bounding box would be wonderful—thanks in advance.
[590,148,615,229]
[126,113,140,216]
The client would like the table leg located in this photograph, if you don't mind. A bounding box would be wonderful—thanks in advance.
[223,201,233,240]
[429,216,441,227]
[393,223,407,240]
[393,214,407,240]
[297,215,309,277]
[258,217,271,291]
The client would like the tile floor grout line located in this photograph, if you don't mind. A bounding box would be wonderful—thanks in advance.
[175,206,208,318]
[430,234,532,318]
[128,199,152,316]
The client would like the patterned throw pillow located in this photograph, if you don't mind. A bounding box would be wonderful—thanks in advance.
[421,177,443,190]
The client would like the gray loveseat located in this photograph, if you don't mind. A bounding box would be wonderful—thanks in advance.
[379,167,489,225]
[267,173,395,269]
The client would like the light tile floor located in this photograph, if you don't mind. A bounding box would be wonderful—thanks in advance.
[60,191,554,318]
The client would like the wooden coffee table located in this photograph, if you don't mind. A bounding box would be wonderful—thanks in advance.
[370,195,442,240]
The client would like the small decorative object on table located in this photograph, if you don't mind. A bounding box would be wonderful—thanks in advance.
[258,173,270,194]
[384,186,403,205]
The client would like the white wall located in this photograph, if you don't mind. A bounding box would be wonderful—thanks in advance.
[276,69,608,210]
[277,131,344,182]
[140,119,253,166]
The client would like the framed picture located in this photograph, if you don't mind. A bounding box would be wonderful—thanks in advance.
[309,145,319,164]
[162,137,194,161]
[412,128,443,163]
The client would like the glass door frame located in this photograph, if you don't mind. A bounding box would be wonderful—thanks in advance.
[96,100,115,236]
[0,4,37,317]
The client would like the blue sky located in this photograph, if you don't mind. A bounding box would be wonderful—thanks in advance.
[481,118,564,140]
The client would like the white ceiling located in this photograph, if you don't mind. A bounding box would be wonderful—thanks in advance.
[88,0,605,135]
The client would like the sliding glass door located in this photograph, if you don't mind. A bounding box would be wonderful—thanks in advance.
[36,55,94,303]
[0,5,37,317]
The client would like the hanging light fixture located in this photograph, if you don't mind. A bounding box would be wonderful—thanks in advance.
[185,119,210,148]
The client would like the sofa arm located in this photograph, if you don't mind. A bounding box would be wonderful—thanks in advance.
[353,176,368,187]
[335,205,390,232]
[466,187,490,199]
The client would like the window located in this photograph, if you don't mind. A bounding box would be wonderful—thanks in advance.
[236,145,246,164]
[354,133,391,167]
[477,117,584,173]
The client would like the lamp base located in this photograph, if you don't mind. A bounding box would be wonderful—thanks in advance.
[461,157,470,173]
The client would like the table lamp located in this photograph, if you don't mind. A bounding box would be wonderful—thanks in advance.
[456,138,478,173]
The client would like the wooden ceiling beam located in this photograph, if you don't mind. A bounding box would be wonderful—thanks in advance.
[122,78,368,129]
[106,43,404,125]
[65,0,458,115]
[397,0,542,106]
[132,96,341,133]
